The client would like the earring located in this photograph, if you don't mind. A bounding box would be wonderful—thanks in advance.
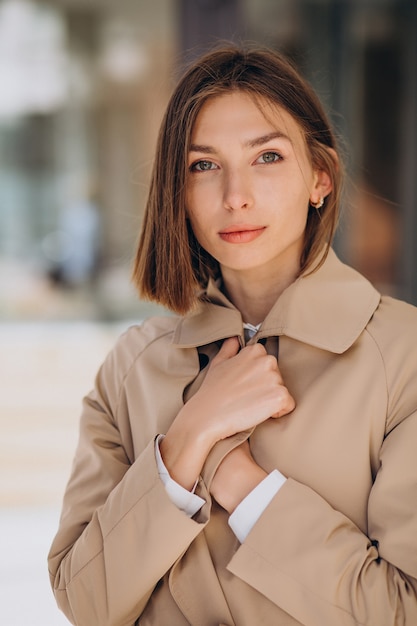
[310,196,324,209]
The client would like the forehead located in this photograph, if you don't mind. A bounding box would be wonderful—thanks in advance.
[191,90,306,145]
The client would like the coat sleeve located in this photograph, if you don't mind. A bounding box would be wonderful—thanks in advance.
[227,409,417,626]
[47,338,207,626]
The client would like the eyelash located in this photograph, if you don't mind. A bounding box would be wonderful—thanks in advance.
[256,151,283,164]
[189,160,218,172]
[189,150,283,172]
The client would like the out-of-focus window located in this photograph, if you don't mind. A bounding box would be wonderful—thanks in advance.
[0,0,176,321]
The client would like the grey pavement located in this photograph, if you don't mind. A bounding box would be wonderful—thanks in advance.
[0,321,129,625]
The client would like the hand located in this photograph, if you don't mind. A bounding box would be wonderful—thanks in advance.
[160,336,295,490]
[210,440,267,514]
[191,337,295,438]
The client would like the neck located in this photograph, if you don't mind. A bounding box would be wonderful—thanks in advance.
[221,263,299,326]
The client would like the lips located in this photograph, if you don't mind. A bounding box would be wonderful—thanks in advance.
[218,225,266,244]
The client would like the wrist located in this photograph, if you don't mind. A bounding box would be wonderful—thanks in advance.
[215,459,267,514]
[160,418,214,491]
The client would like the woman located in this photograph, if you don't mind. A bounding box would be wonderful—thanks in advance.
[48,46,417,626]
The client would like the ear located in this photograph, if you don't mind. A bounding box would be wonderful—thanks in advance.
[310,147,338,206]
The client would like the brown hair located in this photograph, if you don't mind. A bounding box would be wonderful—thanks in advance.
[132,44,343,314]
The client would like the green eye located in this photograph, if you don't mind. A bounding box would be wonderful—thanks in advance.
[260,151,281,163]
[192,160,216,171]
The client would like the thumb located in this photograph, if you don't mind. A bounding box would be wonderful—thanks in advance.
[212,336,240,364]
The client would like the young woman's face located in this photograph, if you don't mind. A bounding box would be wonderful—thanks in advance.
[185,91,323,283]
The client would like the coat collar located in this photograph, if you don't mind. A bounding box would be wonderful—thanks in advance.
[172,248,381,354]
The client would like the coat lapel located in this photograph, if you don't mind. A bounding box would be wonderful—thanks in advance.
[173,248,381,355]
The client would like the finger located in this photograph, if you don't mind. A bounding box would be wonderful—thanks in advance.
[212,336,240,364]
[270,392,296,418]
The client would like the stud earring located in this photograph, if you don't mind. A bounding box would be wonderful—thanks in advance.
[310,196,324,209]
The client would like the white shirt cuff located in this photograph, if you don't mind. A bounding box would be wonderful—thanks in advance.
[155,435,205,517]
[228,469,286,543]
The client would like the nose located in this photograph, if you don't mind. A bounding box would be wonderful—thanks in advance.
[223,167,253,211]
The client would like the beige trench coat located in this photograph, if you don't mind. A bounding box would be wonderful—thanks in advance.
[48,249,417,626]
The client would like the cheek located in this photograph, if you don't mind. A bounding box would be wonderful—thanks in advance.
[184,184,204,219]
[185,211,207,246]
[185,184,217,235]
[284,171,312,211]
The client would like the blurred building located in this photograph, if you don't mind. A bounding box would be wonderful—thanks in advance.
[0,0,416,320]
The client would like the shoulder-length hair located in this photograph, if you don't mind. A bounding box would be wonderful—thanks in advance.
[132,44,343,314]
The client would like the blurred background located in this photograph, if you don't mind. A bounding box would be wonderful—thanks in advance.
[0,0,416,624]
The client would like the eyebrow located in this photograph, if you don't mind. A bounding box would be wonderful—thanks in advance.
[189,131,292,154]
[245,131,293,148]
